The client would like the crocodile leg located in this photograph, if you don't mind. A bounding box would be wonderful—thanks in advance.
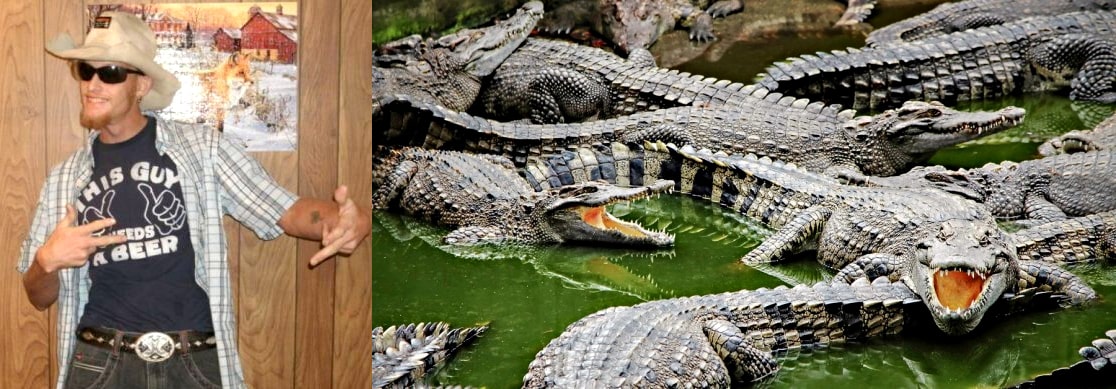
[1024,196,1069,225]
[372,159,419,209]
[703,319,781,382]
[740,205,831,264]
[831,253,906,284]
[524,70,611,124]
[1030,33,1116,103]
[684,12,716,42]
[706,0,743,18]
[1016,260,1097,306]
[834,0,878,26]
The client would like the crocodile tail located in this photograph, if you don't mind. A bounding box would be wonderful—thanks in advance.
[372,322,489,388]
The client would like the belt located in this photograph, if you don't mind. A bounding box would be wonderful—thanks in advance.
[78,327,217,363]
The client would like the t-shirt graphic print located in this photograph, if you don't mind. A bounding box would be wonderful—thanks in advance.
[75,117,213,332]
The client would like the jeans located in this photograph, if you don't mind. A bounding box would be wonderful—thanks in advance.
[63,340,222,389]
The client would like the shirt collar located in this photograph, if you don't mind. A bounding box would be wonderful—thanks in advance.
[82,113,181,157]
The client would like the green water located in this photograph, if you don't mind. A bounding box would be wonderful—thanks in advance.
[372,8,1116,389]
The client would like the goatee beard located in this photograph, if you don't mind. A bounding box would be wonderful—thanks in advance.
[80,111,111,130]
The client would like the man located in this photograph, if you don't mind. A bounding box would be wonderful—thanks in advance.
[17,12,370,388]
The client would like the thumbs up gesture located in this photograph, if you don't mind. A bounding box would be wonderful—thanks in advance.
[138,183,186,235]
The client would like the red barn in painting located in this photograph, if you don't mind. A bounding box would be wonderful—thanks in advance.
[239,5,297,63]
[213,28,241,52]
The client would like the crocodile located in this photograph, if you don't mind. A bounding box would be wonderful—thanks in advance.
[477,37,848,124]
[1040,110,1116,155]
[372,1,543,115]
[757,11,1116,111]
[375,211,677,300]
[848,150,1116,224]
[522,277,1084,387]
[522,141,1095,332]
[372,322,488,388]
[372,146,674,247]
[377,93,1024,178]
[536,0,745,53]
[865,0,1116,47]
[476,40,657,124]
[1009,329,1116,388]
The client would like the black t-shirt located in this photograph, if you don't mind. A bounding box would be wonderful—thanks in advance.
[76,117,213,332]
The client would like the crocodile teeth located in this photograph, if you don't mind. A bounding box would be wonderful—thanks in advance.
[932,268,987,311]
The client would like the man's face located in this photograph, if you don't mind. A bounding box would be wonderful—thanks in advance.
[75,61,150,129]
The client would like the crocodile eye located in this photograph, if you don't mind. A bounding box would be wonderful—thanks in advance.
[924,109,941,117]
[938,223,954,240]
[979,230,992,245]
[916,241,931,250]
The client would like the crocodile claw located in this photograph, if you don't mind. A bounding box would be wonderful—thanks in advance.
[707,0,743,18]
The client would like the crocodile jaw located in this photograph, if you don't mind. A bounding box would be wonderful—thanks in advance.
[885,102,1027,154]
[543,180,675,247]
[922,265,1007,335]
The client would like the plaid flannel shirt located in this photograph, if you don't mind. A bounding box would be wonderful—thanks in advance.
[17,116,298,389]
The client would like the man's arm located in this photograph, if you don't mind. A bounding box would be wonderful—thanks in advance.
[23,259,61,311]
[22,205,126,310]
[277,186,371,266]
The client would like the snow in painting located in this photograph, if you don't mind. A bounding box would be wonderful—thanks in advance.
[158,49,298,151]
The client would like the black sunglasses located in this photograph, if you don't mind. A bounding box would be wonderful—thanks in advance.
[71,62,145,84]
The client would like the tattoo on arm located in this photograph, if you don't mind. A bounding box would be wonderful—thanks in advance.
[310,211,321,225]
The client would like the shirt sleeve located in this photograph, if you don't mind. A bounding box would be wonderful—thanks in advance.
[215,136,298,241]
[18,172,62,273]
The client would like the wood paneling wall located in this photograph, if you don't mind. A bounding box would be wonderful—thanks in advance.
[0,1,372,388]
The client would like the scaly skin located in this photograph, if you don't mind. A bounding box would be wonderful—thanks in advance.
[372,322,487,389]
[1009,329,1116,388]
[1013,210,1116,265]
[372,1,543,115]
[478,39,658,124]
[866,0,1115,47]
[377,93,1023,177]
[758,11,1116,111]
[523,278,1083,387]
[1040,110,1116,155]
[521,141,1095,335]
[372,147,674,247]
[479,37,838,123]
[852,150,1116,224]
[536,0,744,53]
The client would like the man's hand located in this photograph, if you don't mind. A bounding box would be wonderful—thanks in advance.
[309,186,371,266]
[35,205,128,273]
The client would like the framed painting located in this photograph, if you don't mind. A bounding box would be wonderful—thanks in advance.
[88,2,299,151]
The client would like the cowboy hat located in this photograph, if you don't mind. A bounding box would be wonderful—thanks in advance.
[46,11,180,111]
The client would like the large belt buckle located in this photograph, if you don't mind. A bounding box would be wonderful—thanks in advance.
[134,332,175,363]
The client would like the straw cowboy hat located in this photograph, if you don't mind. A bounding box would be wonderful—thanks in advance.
[46,11,180,111]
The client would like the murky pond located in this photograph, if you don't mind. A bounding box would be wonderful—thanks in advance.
[373,3,1116,388]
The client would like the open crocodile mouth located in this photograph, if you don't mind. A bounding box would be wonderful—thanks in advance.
[931,267,989,314]
[548,180,675,247]
[579,206,655,238]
